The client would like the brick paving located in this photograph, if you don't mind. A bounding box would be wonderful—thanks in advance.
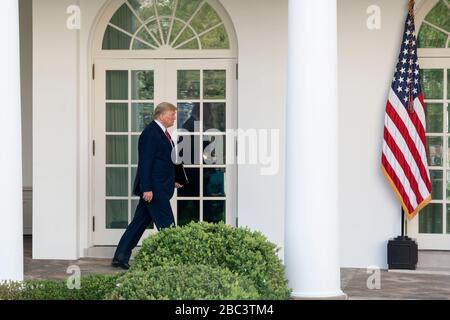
[341,268,450,300]
[24,237,121,281]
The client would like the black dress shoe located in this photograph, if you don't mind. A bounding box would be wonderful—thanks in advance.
[111,259,130,270]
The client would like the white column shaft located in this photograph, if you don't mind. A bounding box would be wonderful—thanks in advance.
[285,0,343,298]
[0,0,24,282]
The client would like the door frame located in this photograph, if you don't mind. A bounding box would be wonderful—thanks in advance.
[91,58,238,246]
[408,57,450,250]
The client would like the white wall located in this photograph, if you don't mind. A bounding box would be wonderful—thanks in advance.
[220,0,288,256]
[78,0,109,260]
[222,0,409,269]
[337,0,411,268]
[33,0,80,259]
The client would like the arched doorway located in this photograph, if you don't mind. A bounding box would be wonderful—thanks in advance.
[90,0,238,245]
[408,0,450,250]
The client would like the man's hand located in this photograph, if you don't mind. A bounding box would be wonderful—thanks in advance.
[143,191,153,202]
[175,183,184,189]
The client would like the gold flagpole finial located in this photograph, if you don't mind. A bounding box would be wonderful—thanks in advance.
[408,0,416,17]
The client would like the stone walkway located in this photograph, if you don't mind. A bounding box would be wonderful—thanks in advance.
[23,237,450,299]
[341,268,450,300]
[24,237,121,281]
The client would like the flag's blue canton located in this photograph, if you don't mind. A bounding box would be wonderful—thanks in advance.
[392,13,422,108]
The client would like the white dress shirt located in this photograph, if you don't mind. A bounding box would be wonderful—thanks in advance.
[154,119,166,133]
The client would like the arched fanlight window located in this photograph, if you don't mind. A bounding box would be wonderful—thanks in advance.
[102,0,230,50]
[418,0,450,48]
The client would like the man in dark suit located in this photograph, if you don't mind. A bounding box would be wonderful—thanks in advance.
[112,102,183,270]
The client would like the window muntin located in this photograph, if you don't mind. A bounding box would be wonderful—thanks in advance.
[418,0,450,48]
[102,0,230,50]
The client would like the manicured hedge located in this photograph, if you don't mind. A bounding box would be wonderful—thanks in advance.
[1,223,291,300]
[108,265,259,300]
[132,222,291,300]
[0,274,121,300]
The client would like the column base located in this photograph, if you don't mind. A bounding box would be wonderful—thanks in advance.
[291,291,348,300]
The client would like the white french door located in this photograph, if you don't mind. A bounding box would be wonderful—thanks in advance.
[93,58,237,246]
[408,58,450,250]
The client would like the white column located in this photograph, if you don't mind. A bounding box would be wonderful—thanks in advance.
[0,0,24,282]
[285,0,344,298]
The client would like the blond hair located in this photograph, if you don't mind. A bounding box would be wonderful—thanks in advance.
[153,102,177,120]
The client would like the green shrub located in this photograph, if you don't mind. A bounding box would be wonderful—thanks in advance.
[108,265,259,300]
[132,222,291,300]
[0,281,24,300]
[0,223,292,300]
[70,273,123,300]
[0,274,122,300]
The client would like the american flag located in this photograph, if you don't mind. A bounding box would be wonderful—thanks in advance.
[381,8,432,220]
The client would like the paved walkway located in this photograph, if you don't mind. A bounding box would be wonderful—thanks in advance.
[341,268,450,300]
[23,237,450,300]
[24,237,120,281]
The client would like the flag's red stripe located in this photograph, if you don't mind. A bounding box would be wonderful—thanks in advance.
[418,94,425,106]
[386,101,432,191]
[382,154,415,213]
[389,92,427,147]
[417,95,428,140]
[386,101,432,192]
[384,128,424,204]
[406,99,427,147]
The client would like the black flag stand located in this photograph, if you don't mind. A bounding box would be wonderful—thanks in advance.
[388,207,418,270]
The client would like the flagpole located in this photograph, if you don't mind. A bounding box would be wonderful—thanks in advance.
[408,0,415,18]
[402,0,414,241]
[399,207,411,240]
[401,207,405,237]
[405,209,408,236]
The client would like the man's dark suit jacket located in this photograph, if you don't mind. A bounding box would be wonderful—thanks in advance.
[133,121,175,200]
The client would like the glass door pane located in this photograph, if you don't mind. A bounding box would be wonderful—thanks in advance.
[174,66,229,226]
[419,67,446,238]
[419,203,443,234]
[95,60,164,246]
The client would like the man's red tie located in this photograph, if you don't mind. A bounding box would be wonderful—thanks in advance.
[165,130,172,145]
